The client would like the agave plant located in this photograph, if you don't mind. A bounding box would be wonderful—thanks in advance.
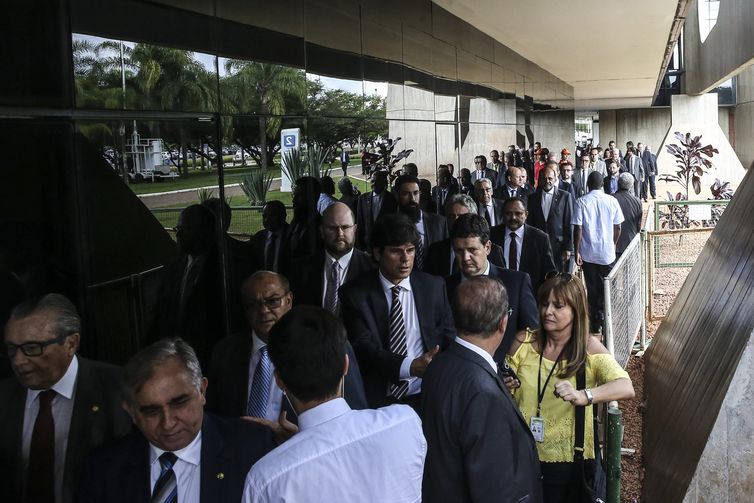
[196,187,215,202]
[660,132,719,199]
[306,143,332,178]
[280,148,306,189]
[240,169,274,205]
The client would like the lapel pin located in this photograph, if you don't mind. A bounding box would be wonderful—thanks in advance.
[217,473,225,480]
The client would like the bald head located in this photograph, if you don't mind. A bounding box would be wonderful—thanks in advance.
[321,202,357,258]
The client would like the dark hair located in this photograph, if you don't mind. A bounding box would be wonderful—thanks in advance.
[8,293,81,338]
[263,200,287,220]
[320,176,335,196]
[476,155,488,166]
[393,174,419,193]
[587,171,604,190]
[402,163,419,177]
[370,212,420,251]
[451,213,490,244]
[294,176,321,206]
[267,306,346,401]
[452,276,509,338]
[201,197,232,232]
[123,338,203,404]
[503,196,527,211]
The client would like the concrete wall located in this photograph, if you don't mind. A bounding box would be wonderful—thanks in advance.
[516,110,575,154]
[734,65,754,169]
[597,108,671,152]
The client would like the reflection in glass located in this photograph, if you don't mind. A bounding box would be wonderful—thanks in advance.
[219,58,307,116]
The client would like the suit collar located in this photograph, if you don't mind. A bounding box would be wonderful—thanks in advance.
[454,337,497,373]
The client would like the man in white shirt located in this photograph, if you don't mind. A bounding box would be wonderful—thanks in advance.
[76,338,274,503]
[0,294,132,503]
[573,171,624,333]
[243,306,426,503]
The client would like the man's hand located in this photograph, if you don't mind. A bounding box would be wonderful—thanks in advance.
[409,345,440,378]
[242,410,299,445]
[561,250,571,263]
[575,252,583,267]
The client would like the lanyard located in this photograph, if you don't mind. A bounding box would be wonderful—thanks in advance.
[536,348,564,417]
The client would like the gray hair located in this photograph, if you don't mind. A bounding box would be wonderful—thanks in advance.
[123,338,203,404]
[445,194,478,215]
[473,178,493,190]
[8,293,81,338]
[618,172,635,191]
[452,276,509,338]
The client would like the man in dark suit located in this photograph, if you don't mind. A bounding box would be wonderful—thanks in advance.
[290,202,374,310]
[247,200,289,273]
[491,197,557,294]
[559,161,579,200]
[339,213,456,411]
[279,176,322,274]
[613,173,643,259]
[430,166,458,216]
[76,338,275,503]
[473,178,505,229]
[0,294,132,503]
[624,147,644,198]
[444,214,538,358]
[528,163,574,272]
[495,166,529,201]
[394,174,448,270]
[470,155,497,185]
[422,277,543,503]
[355,170,397,251]
[603,159,620,195]
[206,271,366,429]
[339,149,350,176]
[638,143,657,200]
[424,194,505,277]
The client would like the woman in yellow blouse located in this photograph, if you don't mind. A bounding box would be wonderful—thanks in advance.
[508,272,634,502]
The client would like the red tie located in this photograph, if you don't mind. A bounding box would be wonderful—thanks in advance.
[509,232,518,271]
[28,389,56,503]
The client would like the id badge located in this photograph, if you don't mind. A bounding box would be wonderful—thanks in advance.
[530,416,545,443]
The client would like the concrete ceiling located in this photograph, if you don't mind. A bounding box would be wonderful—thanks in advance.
[433,0,681,110]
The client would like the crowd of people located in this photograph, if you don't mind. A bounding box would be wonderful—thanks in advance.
[1,139,642,503]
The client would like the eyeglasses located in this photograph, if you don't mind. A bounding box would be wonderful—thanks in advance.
[545,271,576,282]
[245,293,289,311]
[3,333,71,358]
[323,224,355,233]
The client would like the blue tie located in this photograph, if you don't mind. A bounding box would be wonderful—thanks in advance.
[247,346,273,418]
[151,452,178,503]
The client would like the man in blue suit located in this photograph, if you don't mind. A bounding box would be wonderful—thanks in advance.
[76,338,275,503]
[445,214,538,358]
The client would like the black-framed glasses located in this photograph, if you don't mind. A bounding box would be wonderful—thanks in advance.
[545,271,576,282]
[3,333,71,358]
[245,292,289,311]
[323,224,355,234]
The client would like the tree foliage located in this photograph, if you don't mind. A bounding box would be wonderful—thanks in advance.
[660,132,719,199]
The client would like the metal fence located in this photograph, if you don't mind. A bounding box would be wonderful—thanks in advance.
[151,205,292,238]
[603,233,645,368]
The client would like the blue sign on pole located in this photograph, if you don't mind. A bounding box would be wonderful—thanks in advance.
[283,134,296,147]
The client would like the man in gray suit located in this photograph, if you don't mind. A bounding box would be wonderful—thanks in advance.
[624,147,644,198]
[638,143,657,201]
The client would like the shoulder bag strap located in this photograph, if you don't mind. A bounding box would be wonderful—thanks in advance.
[574,365,586,462]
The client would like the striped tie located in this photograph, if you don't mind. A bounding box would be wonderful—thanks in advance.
[388,285,409,399]
[324,260,340,313]
[151,452,178,503]
[415,234,425,270]
[247,346,273,418]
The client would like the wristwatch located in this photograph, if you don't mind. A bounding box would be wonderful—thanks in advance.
[584,388,594,405]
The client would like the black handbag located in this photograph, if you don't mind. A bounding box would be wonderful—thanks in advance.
[574,368,607,503]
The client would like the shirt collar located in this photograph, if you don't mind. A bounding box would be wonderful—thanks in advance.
[461,260,490,281]
[506,225,525,240]
[149,430,203,468]
[251,331,267,355]
[379,271,412,293]
[297,397,351,431]
[325,249,354,269]
[454,337,498,373]
[543,187,556,196]
[28,355,79,402]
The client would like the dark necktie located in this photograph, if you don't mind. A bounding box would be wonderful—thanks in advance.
[324,260,340,313]
[509,232,518,271]
[151,452,178,503]
[484,205,492,227]
[415,233,425,270]
[27,389,56,503]
[246,346,272,418]
[388,286,409,399]
[265,232,277,271]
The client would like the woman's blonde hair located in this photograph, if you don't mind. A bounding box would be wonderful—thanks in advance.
[535,274,590,378]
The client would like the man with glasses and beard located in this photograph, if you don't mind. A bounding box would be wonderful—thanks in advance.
[394,174,448,271]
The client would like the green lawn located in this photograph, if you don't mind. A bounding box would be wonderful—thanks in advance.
[129,165,282,195]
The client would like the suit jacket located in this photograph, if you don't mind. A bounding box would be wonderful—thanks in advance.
[430,185,459,215]
[495,184,528,202]
[470,168,497,186]
[247,224,289,273]
[290,248,375,308]
[355,191,397,250]
[206,331,368,418]
[559,180,578,201]
[476,198,506,228]
[490,224,556,295]
[526,188,574,267]
[424,238,505,278]
[624,155,644,196]
[279,214,322,275]
[572,168,590,198]
[641,150,657,176]
[420,211,449,249]
[421,342,543,503]
[75,413,274,503]
[339,269,456,407]
[445,264,538,358]
[0,358,132,503]
[603,175,619,195]
[613,189,643,254]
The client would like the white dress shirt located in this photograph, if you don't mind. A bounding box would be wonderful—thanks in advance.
[572,189,624,265]
[503,225,525,270]
[243,398,426,503]
[541,187,555,221]
[248,332,284,421]
[415,212,427,250]
[454,337,498,373]
[483,202,496,227]
[149,431,202,503]
[321,249,353,308]
[379,273,424,396]
[22,355,78,503]
[317,193,337,215]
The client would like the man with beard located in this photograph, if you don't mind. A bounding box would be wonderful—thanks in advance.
[527,163,574,272]
[394,174,448,271]
[603,160,620,195]
[280,176,322,274]
[290,202,375,310]
[356,170,397,251]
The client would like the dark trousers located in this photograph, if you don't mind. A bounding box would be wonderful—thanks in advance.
[582,262,612,333]
[642,175,656,199]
